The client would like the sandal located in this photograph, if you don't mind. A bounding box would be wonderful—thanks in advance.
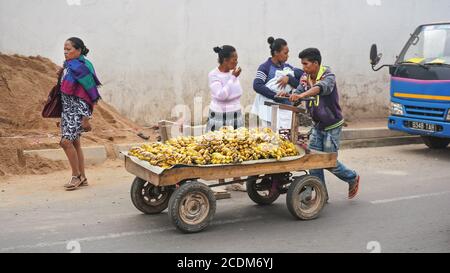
[348,175,360,199]
[64,176,83,191]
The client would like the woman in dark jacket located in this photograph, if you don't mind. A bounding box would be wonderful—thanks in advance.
[251,37,303,128]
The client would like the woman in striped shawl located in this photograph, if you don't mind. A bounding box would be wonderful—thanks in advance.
[59,37,101,191]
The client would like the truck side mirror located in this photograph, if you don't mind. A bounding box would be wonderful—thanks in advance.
[370,44,382,66]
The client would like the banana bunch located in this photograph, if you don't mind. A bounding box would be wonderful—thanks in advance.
[128,126,300,168]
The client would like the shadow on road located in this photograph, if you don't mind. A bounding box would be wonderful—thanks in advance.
[399,146,450,161]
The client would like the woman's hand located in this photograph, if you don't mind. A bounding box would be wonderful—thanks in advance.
[81,116,92,132]
[289,93,303,102]
[56,67,63,77]
[232,67,242,78]
[277,76,289,89]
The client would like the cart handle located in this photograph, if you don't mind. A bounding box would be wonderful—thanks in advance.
[274,94,316,102]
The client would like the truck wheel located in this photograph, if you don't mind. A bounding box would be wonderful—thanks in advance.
[286,175,326,220]
[422,136,450,149]
[168,181,216,233]
[246,175,280,205]
[130,177,173,214]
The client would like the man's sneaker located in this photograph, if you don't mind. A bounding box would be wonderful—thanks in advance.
[348,175,360,199]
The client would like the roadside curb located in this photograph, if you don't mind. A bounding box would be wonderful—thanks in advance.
[342,127,410,140]
[22,143,146,166]
[23,146,108,165]
[341,127,422,149]
[341,136,422,149]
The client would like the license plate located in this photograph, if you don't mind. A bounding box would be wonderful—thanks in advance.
[408,121,437,132]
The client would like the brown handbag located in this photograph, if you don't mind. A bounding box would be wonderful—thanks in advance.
[42,69,63,118]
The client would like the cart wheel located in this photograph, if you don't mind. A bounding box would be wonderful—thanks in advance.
[130,177,174,214]
[286,175,326,220]
[246,175,280,205]
[168,181,216,233]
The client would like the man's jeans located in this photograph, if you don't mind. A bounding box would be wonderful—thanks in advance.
[308,126,357,193]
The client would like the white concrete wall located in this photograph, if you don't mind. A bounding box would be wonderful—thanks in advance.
[1,0,449,125]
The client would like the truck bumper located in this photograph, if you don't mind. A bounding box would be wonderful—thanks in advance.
[388,116,450,138]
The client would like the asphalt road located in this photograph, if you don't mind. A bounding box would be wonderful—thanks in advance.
[0,144,449,253]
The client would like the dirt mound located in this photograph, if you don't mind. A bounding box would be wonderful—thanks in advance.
[0,53,157,176]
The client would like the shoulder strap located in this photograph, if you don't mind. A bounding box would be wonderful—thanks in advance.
[57,68,64,85]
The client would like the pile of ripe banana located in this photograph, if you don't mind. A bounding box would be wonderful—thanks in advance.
[128,127,300,169]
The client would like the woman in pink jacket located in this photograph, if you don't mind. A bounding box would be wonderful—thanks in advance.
[206,45,243,132]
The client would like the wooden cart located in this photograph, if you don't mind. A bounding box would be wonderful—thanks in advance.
[124,150,337,233]
[125,99,336,233]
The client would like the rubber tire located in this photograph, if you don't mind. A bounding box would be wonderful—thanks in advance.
[286,175,326,220]
[130,177,173,214]
[168,181,216,233]
[422,136,450,149]
[246,176,281,205]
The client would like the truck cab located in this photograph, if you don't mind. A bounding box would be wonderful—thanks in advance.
[371,22,450,149]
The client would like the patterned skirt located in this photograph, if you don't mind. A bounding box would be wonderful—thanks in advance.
[206,109,244,132]
[60,93,91,141]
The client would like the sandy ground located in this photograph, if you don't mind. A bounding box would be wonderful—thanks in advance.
[0,159,128,207]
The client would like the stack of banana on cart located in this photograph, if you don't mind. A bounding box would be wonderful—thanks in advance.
[128,127,300,169]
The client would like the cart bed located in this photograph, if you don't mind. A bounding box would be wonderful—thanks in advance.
[124,150,337,186]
